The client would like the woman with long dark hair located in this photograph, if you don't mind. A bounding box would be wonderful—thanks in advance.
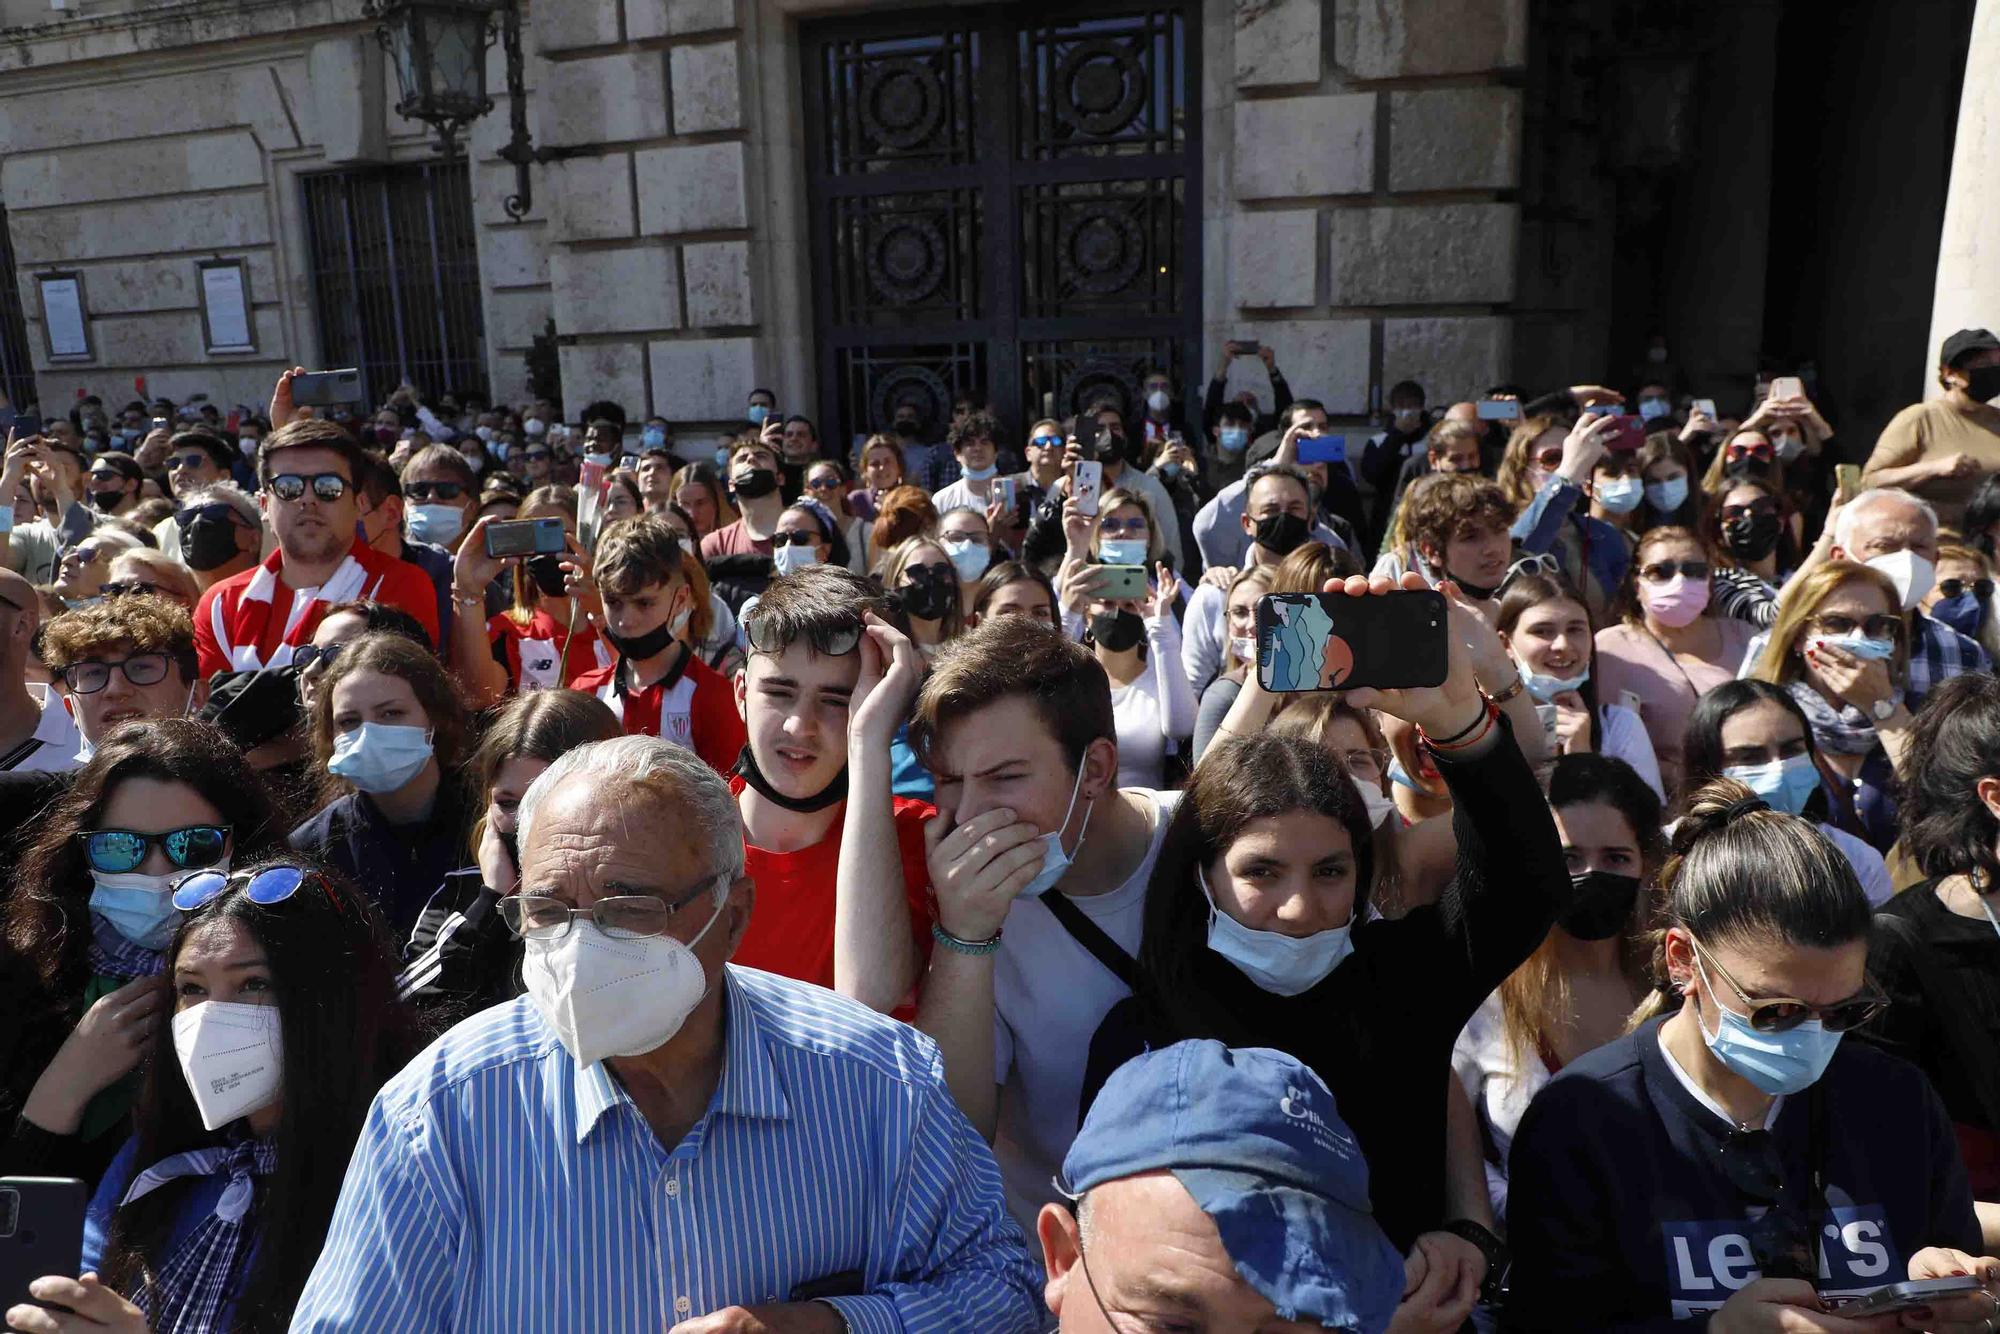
[0,721,283,1188]
[8,858,416,1333]
[1507,779,1997,1329]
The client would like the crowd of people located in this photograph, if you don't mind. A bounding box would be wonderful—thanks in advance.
[1,327,2000,1332]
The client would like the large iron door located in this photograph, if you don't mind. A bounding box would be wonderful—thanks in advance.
[802,3,1200,444]
[301,162,488,407]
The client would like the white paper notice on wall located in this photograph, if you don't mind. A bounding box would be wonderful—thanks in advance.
[200,262,254,353]
[39,276,88,359]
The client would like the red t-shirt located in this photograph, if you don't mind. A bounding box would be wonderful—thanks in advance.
[488,607,611,692]
[699,518,773,560]
[728,782,936,1012]
[193,542,441,678]
[568,645,745,775]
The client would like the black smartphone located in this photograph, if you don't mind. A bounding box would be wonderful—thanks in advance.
[10,413,42,440]
[484,516,567,560]
[290,369,364,407]
[1073,414,1101,461]
[1255,590,1449,692]
[2,1178,86,1310]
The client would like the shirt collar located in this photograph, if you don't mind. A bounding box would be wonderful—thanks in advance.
[615,639,690,699]
[572,966,793,1144]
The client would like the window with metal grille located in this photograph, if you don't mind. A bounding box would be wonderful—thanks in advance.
[0,204,39,412]
[301,161,488,409]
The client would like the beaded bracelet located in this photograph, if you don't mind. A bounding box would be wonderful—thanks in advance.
[933,921,1003,956]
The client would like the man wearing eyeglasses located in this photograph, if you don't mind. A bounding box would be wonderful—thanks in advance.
[40,595,206,758]
[191,415,440,679]
[292,734,1043,1333]
[149,427,235,564]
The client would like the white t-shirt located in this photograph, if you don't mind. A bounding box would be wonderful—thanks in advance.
[4,685,83,773]
[1109,618,1196,791]
[1451,992,1547,1225]
[992,786,1179,1237]
[1600,704,1665,801]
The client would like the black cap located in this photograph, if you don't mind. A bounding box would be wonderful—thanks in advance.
[1941,328,2000,368]
[198,667,303,750]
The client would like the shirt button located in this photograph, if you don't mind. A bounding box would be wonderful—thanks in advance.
[664,1178,680,1197]
[675,1296,691,1315]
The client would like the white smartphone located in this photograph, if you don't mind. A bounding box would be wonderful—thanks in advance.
[1692,398,1717,419]
[1073,460,1104,517]
[1770,376,1804,401]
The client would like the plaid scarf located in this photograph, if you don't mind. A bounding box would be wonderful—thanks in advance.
[122,1137,280,1334]
[87,913,165,982]
[1785,680,1880,756]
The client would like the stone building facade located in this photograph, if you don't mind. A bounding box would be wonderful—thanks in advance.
[0,0,1986,449]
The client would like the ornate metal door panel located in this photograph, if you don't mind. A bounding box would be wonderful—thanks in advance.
[802,3,1199,445]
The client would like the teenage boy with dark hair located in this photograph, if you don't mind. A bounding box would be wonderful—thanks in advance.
[568,513,744,772]
[905,615,1180,1238]
[731,564,934,1014]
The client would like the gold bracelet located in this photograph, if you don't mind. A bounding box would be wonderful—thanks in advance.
[1485,676,1525,706]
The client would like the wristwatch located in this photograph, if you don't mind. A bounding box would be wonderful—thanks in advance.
[1441,1218,1510,1303]
[1871,697,1897,722]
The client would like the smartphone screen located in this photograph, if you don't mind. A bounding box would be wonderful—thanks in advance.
[485,517,567,559]
[1692,398,1717,419]
[1476,400,1522,421]
[1255,590,1449,692]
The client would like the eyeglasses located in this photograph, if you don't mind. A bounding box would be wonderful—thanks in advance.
[1638,559,1711,583]
[61,652,173,695]
[268,472,351,503]
[1691,937,1886,1034]
[81,824,231,875]
[1098,519,1148,538]
[171,863,334,913]
[1726,442,1775,462]
[904,562,955,582]
[745,613,862,656]
[771,530,824,548]
[99,580,169,600]
[499,880,719,941]
[1336,748,1390,783]
[1939,577,1995,601]
[403,480,466,502]
[292,642,343,674]
[166,452,210,472]
[1808,612,1903,641]
[1720,499,1778,522]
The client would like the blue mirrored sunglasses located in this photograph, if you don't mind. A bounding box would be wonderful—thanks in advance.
[171,864,332,913]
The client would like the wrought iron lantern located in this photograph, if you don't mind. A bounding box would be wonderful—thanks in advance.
[364,0,497,157]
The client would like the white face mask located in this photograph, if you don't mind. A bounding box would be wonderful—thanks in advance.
[1199,866,1353,996]
[1230,634,1257,664]
[1356,782,1397,830]
[173,1000,283,1131]
[523,893,724,1067]
[1016,762,1094,899]
[1865,548,1934,611]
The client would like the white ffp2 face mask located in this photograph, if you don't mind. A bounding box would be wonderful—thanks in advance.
[173,1000,283,1131]
[523,895,724,1067]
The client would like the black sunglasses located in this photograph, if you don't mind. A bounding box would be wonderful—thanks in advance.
[1809,612,1904,642]
[525,449,552,462]
[82,824,231,874]
[99,580,171,601]
[771,530,823,548]
[1939,577,1995,601]
[904,561,955,582]
[403,480,467,502]
[175,503,246,528]
[1694,939,1887,1034]
[166,452,212,471]
[1639,559,1711,583]
[292,642,343,673]
[268,472,351,503]
[744,616,862,657]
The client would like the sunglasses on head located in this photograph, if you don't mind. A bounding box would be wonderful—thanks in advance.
[744,615,863,656]
[1639,559,1710,583]
[172,863,340,914]
[1939,577,1995,601]
[268,472,351,503]
[403,480,466,502]
[82,824,231,874]
[1692,938,1886,1034]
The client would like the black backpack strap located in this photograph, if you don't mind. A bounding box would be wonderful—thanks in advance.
[1039,889,1136,989]
[0,735,43,772]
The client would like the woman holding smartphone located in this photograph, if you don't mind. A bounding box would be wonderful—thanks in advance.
[446,486,606,706]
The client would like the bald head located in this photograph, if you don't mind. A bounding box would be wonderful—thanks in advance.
[0,567,38,676]
[1444,401,1480,425]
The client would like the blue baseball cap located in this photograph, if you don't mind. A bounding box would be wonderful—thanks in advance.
[1062,1041,1406,1332]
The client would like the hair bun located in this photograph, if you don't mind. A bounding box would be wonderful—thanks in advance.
[1672,777,1764,856]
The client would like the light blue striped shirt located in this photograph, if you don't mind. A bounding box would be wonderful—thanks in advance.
[289,966,1043,1333]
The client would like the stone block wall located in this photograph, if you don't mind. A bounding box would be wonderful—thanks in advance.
[1209,0,1529,420]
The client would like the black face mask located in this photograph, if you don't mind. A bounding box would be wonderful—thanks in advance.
[1722,512,1782,562]
[89,489,124,512]
[734,744,849,813]
[1964,364,2000,404]
[526,552,569,599]
[1089,609,1146,653]
[182,516,242,572]
[605,612,683,662]
[1557,870,1642,941]
[732,468,779,501]
[1452,572,1500,601]
[899,572,956,623]
[1724,458,1772,482]
[1253,511,1310,558]
[893,420,921,440]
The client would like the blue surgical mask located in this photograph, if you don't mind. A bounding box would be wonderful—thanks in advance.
[1637,396,1671,421]
[943,537,991,582]
[1098,538,1148,567]
[1516,659,1589,704]
[1693,951,1844,1096]
[960,463,998,482]
[406,503,465,547]
[641,426,667,449]
[747,405,771,427]
[92,865,223,950]
[1812,631,1897,662]
[1723,752,1821,818]
[1644,476,1689,513]
[713,447,731,469]
[1933,591,1986,638]
[772,542,819,576]
[1161,461,1182,482]
[1018,763,1093,898]
[1219,427,1249,455]
[1200,866,1353,996]
[1595,475,1644,514]
[328,722,435,793]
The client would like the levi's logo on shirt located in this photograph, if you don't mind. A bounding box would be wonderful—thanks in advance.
[1664,1205,1895,1318]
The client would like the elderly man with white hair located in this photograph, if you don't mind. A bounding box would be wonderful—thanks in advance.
[291,735,1043,1334]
